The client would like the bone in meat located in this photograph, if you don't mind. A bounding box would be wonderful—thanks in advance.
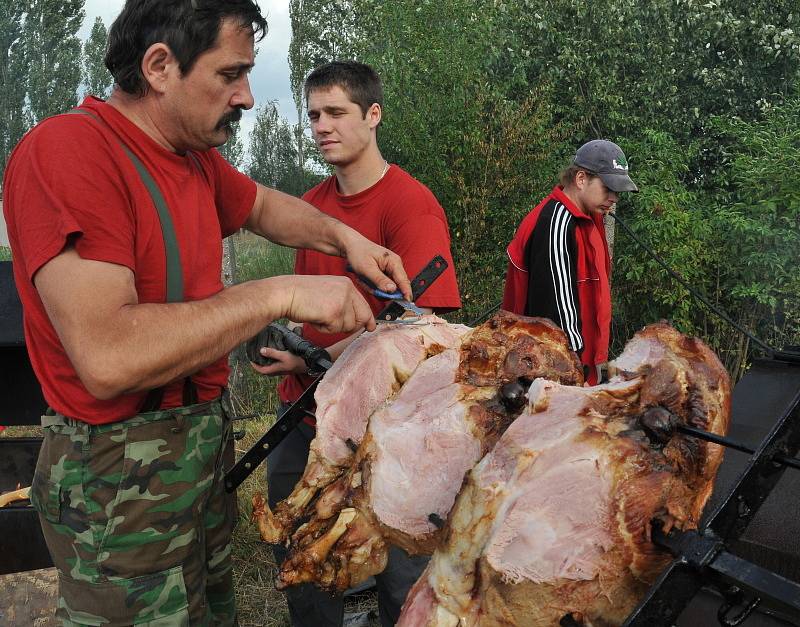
[276,312,584,592]
[398,322,731,627]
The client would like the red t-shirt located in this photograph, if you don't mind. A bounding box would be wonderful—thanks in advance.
[278,165,462,405]
[2,97,256,424]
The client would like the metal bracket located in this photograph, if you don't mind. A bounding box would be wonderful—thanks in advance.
[224,375,322,492]
[623,359,800,626]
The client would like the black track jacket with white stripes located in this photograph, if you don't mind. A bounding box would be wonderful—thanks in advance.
[502,186,612,384]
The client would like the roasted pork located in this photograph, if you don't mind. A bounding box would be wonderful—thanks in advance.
[275,312,583,592]
[398,322,731,626]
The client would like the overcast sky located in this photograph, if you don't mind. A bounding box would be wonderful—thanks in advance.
[80,0,299,150]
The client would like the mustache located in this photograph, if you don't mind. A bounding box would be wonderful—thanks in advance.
[216,108,243,130]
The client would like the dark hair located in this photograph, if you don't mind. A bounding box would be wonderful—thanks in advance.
[106,0,267,97]
[304,61,383,118]
[559,164,598,187]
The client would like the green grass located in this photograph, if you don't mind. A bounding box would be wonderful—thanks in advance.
[233,232,296,284]
[0,246,11,261]
[227,233,293,625]
[226,233,378,626]
[231,412,291,626]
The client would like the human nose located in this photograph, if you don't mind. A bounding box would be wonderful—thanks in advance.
[608,190,619,204]
[314,113,332,135]
[232,77,255,110]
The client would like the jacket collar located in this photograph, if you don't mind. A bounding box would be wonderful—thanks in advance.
[550,185,593,221]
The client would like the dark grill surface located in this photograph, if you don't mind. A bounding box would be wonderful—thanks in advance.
[675,358,800,626]
[1,260,52,574]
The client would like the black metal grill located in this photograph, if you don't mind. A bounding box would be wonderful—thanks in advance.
[629,356,800,626]
[0,260,51,574]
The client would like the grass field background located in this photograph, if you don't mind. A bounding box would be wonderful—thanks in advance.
[226,232,294,626]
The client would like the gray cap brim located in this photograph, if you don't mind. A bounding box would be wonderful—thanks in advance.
[599,172,638,193]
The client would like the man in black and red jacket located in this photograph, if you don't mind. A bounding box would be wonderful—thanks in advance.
[503,140,638,384]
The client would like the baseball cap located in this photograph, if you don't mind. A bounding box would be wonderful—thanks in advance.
[573,140,638,193]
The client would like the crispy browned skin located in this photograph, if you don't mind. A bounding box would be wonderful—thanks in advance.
[276,312,583,592]
[457,310,583,387]
[397,321,732,627]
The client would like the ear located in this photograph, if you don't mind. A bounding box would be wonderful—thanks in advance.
[367,103,382,130]
[140,43,177,94]
[574,169,588,190]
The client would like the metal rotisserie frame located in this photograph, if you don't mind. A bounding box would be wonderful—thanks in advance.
[625,355,800,627]
[0,260,51,574]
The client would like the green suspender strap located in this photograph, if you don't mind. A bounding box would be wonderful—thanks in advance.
[66,108,198,410]
[66,109,184,303]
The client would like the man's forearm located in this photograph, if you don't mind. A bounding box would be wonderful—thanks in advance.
[72,277,295,399]
[245,185,355,256]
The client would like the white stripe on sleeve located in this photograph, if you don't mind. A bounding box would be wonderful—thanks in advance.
[548,203,583,351]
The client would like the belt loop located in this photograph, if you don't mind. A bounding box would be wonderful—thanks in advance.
[171,413,185,434]
[220,387,232,420]
[41,413,65,428]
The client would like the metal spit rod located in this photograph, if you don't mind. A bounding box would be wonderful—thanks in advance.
[678,424,800,471]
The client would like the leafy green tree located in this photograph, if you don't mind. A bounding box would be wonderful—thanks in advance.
[23,0,84,123]
[492,0,800,146]
[218,121,245,169]
[707,95,800,373]
[288,0,361,177]
[83,16,112,98]
[248,102,296,189]
[340,0,565,318]
[0,3,27,180]
[248,102,322,195]
[611,132,715,346]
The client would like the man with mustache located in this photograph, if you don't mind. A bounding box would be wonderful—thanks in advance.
[502,140,638,385]
[1,2,412,625]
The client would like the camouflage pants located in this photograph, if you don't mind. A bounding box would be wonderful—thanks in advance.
[29,399,237,626]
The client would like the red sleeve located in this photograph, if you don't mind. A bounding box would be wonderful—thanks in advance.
[204,149,258,237]
[4,116,136,281]
[383,189,462,312]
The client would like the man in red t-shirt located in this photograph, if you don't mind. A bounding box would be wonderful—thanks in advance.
[2,5,414,626]
[251,61,461,627]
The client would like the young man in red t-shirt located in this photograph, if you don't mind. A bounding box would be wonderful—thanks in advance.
[252,61,461,627]
[502,140,638,385]
[2,5,414,625]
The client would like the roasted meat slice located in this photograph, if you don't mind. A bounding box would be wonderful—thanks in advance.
[276,312,584,592]
[252,316,469,543]
[398,322,731,627]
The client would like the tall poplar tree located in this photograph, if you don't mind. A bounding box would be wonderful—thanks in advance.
[0,4,27,180]
[247,102,322,195]
[218,121,245,169]
[24,0,84,123]
[247,102,297,191]
[288,0,360,173]
[83,16,112,98]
